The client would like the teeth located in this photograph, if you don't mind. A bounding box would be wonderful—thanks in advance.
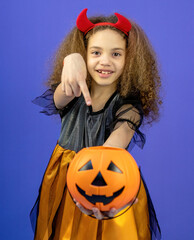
[98,70,112,74]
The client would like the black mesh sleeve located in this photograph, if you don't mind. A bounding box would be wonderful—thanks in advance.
[111,97,146,150]
[32,89,60,116]
[32,87,78,118]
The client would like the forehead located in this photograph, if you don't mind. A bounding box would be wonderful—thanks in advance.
[87,29,126,49]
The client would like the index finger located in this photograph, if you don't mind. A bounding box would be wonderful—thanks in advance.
[78,80,92,106]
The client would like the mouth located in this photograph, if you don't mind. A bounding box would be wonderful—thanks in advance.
[96,69,114,78]
[76,184,124,205]
[96,70,114,74]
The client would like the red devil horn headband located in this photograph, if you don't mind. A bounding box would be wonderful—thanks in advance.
[76,8,131,36]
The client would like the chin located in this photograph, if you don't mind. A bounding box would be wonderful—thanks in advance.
[95,81,115,87]
[93,77,117,86]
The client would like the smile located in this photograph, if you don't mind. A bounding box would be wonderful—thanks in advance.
[97,70,113,74]
[76,184,125,205]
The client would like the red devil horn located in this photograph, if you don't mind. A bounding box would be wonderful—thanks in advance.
[76,8,94,34]
[114,13,132,34]
[76,9,132,36]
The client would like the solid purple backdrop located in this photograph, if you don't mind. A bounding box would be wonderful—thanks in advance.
[1,0,194,239]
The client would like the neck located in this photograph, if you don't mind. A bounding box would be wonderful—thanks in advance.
[89,82,117,112]
[90,82,117,100]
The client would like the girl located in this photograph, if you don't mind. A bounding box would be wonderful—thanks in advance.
[31,8,162,240]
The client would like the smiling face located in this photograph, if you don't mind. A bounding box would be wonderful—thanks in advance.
[87,29,126,91]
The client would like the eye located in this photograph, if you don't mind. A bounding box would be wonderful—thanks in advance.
[112,52,121,57]
[79,160,93,171]
[92,51,101,56]
[107,161,123,173]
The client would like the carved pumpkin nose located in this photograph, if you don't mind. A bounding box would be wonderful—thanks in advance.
[91,171,107,186]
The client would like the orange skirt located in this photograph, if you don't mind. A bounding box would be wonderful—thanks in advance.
[34,144,151,240]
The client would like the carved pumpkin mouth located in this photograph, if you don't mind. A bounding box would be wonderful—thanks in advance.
[76,184,125,205]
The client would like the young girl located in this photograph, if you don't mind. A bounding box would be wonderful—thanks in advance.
[31,8,162,240]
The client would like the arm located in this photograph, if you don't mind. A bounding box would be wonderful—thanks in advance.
[54,83,75,109]
[104,103,141,148]
[54,53,92,109]
[103,122,135,149]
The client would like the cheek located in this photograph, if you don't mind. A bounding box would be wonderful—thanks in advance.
[118,59,125,73]
[87,58,96,72]
[115,63,125,76]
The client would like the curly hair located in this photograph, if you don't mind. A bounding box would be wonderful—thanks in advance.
[47,14,162,124]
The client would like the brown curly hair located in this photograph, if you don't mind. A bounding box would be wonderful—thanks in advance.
[47,14,162,124]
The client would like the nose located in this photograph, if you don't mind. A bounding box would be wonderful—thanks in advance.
[91,171,107,186]
[99,54,111,66]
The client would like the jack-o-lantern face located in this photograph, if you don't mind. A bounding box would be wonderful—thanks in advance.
[76,160,125,206]
[67,146,140,211]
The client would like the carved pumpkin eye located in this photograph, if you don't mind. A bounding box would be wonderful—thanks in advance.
[79,160,93,171]
[107,161,123,173]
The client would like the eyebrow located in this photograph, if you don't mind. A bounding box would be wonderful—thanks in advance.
[89,46,125,51]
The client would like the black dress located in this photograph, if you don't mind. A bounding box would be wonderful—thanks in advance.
[30,89,161,240]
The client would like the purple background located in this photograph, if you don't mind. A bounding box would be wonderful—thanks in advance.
[1,0,194,239]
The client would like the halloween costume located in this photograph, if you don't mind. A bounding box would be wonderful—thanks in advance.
[30,89,161,240]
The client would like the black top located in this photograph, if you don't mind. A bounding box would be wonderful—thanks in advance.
[32,89,145,152]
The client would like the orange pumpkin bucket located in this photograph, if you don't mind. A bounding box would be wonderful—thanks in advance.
[67,146,140,211]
